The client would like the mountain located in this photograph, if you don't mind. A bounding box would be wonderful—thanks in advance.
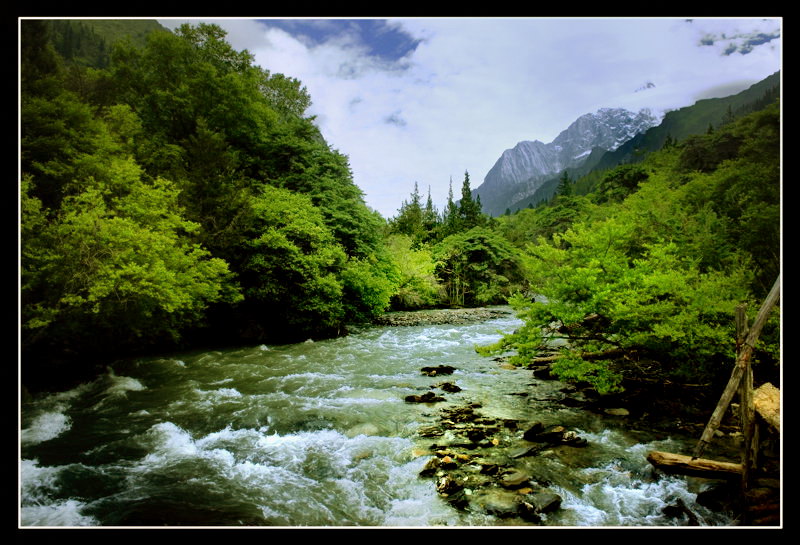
[585,71,781,173]
[474,107,662,216]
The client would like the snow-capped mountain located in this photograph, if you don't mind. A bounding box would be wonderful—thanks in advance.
[475,107,662,215]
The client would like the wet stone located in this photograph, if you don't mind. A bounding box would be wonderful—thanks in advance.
[435,382,462,393]
[405,391,446,403]
[500,470,531,489]
[521,489,563,514]
[436,474,464,496]
[418,425,444,437]
[421,365,456,376]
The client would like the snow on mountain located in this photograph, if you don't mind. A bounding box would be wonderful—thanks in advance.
[474,107,662,215]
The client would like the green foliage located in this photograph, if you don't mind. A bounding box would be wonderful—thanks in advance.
[483,103,780,392]
[21,169,239,356]
[385,235,442,310]
[237,186,348,335]
[496,195,591,248]
[433,227,524,307]
[20,21,402,379]
[341,253,400,322]
[594,164,649,203]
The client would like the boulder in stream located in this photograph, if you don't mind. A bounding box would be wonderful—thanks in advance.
[522,422,588,447]
[500,470,531,489]
[405,391,446,403]
[434,382,462,393]
[421,365,456,376]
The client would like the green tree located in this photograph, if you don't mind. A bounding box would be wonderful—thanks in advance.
[594,164,649,203]
[385,234,441,309]
[21,169,238,363]
[556,170,572,198]
[458,170,483,229]
[234,185,348,339]
[341,252,400,322]
[433,227,524,307]
[389,182,426,241]
[481,164,772,393]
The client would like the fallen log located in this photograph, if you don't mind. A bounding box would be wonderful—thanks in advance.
[647,450,742,480]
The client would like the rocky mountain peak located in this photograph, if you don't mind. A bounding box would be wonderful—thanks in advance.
[475,107,661,215]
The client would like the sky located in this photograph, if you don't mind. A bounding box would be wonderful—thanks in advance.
[158,17,782,219]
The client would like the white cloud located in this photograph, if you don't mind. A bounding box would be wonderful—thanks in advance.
[158,17,781,218]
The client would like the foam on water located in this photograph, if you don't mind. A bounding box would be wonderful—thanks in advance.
[20,412,72,446]
[114,421,451,526]
[20,499,98,527]
[543,429,734,526]
[19,310,739,527]
[19,459,100,527]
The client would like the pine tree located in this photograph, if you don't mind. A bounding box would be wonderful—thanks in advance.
[441,176,460,236]
[422,185,439,234]
[458,170,482,229]
[556,171,572,198]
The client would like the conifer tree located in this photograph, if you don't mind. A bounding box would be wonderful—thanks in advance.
[458,170,482,229]
[556,170,572,197]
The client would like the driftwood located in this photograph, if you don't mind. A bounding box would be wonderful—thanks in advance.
[647,450,742,480]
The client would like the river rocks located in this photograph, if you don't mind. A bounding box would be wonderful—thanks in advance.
[420,365,456,376]
[435,382,462,393]
[405,391,446,403]
[500,470,531,489]
[414,397,571,524]
[509,444,546,459]
[436,474,464,495]
[521,422,588,447]
[417,425,444,438]
[374,307,511,327]
[517,489,563,521]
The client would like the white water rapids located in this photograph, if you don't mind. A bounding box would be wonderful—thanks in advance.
[19,309,738,527]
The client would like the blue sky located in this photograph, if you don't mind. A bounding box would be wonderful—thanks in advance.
[158,17,781,218]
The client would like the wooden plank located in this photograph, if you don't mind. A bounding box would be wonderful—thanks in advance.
[647,450,742,480]
[754,382,780,431]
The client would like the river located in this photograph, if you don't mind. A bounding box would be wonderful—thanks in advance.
[19,308,739,527]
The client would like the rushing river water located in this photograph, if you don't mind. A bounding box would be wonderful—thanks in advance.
[19,309,738,527]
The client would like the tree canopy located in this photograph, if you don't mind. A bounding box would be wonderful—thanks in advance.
[20,21,397,386]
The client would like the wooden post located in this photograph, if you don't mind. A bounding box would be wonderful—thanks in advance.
[737,305,756,491]
[693,276,780,459]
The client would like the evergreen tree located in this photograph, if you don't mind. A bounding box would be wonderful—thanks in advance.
[458,170,482,229]
[440,176,460,237]
[556,170,572,197]
[422,185,439,234]
[389,182,425,242]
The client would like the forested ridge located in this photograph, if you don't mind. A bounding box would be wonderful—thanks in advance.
[20,20,780,397]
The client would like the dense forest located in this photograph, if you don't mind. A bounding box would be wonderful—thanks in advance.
[20,21,780,397]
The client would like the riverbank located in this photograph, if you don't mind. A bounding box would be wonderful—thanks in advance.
[372,307,513,327]
[377,306,780,526]
[405,353,780,526]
